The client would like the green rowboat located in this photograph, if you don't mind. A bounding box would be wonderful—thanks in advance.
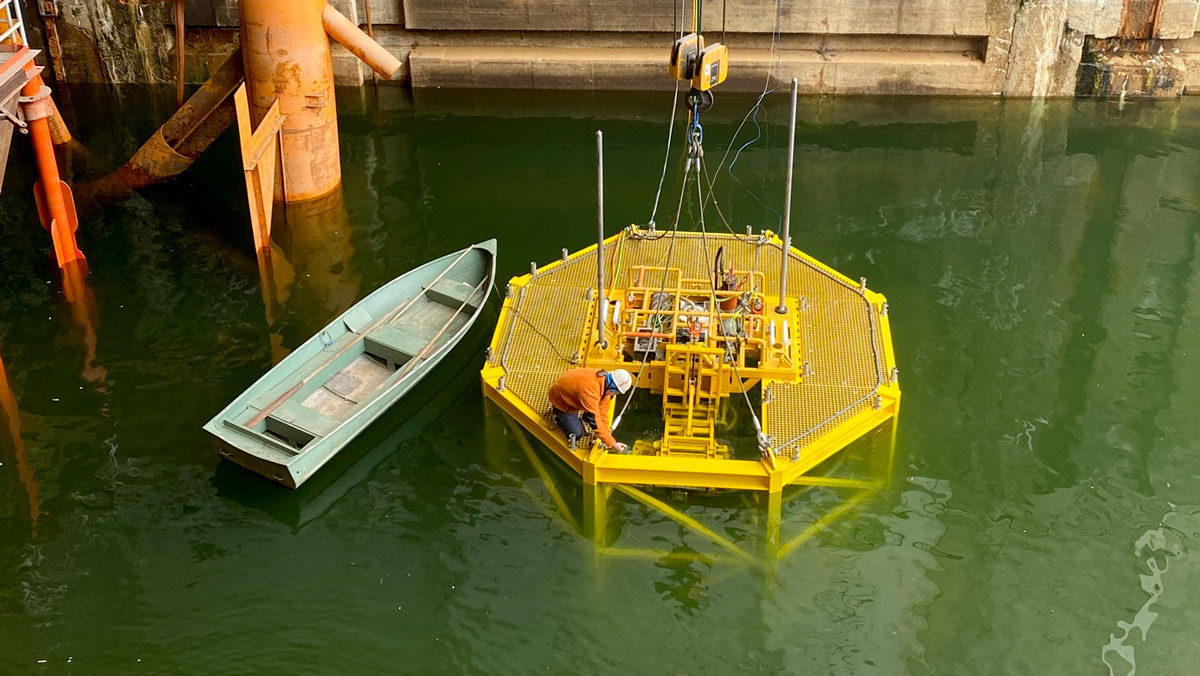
[204,239,497,488]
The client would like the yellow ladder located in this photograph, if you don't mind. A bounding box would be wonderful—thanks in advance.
[660,344,728,459]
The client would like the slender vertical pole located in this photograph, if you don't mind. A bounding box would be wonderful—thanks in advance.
[175,0,186,108]
[363,0,379,90]
[596,130,608,349]
[776,76,798,315]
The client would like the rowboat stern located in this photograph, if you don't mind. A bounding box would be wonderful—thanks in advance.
[204,419,303,488]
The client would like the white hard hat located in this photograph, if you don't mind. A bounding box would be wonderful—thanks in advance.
[610,369,633,394]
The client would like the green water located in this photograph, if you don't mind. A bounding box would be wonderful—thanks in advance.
[3,86,1200,675]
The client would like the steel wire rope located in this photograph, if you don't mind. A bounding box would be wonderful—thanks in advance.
[698,0,785,227]
[693,154,767,451]
[645,0,691,229]
[699,150,740,237]
[613,0,704,437]
[613,168,689,431]
[699,154,763,290]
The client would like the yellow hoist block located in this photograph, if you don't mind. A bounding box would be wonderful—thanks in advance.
[691,43,728,91]
[669,33,704,81]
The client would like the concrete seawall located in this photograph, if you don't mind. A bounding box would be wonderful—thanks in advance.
[17,0,1200,97]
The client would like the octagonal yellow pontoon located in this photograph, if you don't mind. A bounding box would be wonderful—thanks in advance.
[481,7,898,554]
[481,226,900,522]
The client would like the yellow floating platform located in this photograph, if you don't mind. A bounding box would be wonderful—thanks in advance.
[481,226,899,497]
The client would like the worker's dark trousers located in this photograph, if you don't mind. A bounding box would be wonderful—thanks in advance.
[553,407,596,442]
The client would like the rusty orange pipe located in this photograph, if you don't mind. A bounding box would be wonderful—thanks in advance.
[322,4,401,79]
[240,0,340,202]
[46,97,71,146]
[20,71,83,268]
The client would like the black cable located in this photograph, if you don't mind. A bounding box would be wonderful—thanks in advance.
[490,282,574,364]
[512,309,573,364]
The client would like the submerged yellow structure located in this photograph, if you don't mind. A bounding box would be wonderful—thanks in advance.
[481,225,900,548]
[480,3,898,557]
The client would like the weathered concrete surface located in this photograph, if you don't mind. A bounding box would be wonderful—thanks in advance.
[22,0,1200,97]
[50,0,172,84]
[1003,2,1084,98]
[410,45,991,95]
[402,0,993,35]
[1077,47,1188,97]
[1158,0,1200,37]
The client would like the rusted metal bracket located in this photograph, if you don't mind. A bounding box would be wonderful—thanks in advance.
[0,100,23,130]
[234,82,285,253]
[86,49,244,198]
[34,0,65,83]
[16,82,50,120]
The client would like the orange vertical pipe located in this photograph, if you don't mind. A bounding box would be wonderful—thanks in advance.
[239,0,340,202]
[20,70,83,268]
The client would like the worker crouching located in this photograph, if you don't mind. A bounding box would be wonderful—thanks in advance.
[548,368,632,452]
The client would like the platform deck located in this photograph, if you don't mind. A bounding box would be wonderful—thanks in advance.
[483,227,899,492]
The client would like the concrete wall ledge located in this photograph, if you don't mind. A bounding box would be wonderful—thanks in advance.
[40,0,1200,98]
[410,46,989,95]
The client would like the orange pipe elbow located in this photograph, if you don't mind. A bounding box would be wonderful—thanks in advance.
[321,3,401,79]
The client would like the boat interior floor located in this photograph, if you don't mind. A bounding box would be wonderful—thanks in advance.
[301,354,393,419]
[295,295,474,423]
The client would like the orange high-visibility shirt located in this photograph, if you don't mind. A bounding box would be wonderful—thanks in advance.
[547,368,617,447]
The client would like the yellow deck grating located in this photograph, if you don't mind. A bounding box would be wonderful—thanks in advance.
[483,227,899,492]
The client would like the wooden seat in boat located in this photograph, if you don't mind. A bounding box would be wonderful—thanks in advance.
[426,279,481,311]
[363,324,427,367]
[267,400,339,440]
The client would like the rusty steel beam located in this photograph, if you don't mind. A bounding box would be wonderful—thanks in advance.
[86,48,244,197]
[1119,0,1163,40]
[363,0,378,88]
[34,0,66,83]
